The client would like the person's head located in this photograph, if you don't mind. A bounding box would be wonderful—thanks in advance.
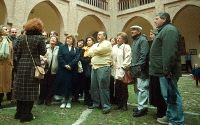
[86,36,95,47]
[149,29,157,41]
[42,31,48,39]
[50,31,58,37]
[65,34,76,47]
[10,27,17,37]
[77,39,84,48]
[116,32,128,45]
[110,37,117,46]
[50,36,58,47]
[154,12,171,28]
[0,25,8,36]
[97,31,107,42]
[130,25,142,38]
[24,18,44,35]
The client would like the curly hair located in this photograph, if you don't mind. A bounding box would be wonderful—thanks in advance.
[85,36,96,45]
[24,18,44,35]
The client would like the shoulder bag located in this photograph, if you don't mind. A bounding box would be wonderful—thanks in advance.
[25,35,45,79]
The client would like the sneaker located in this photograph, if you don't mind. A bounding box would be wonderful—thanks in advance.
[60,103,66,108]
[157,116,169,125]
[66,103,71,108]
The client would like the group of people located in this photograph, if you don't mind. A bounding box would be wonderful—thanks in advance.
[0,12,184,125]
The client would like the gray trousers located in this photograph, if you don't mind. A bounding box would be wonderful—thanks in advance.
[90,66,111,109]
[134,78,149,110]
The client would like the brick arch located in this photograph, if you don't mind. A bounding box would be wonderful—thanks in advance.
[77,14,107,40]
[172,4,200,23]
[26,0,64,37]
[122,16,153,42]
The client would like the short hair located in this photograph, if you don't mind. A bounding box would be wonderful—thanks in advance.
[24,18,44,35]
[117,32,129,44]
[65,34,77,47]
[157,12,171,24]
[50,31,58,36]
[86,36,95,44]
[98,31,107,39]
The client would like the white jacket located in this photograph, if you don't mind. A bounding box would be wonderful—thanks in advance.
[112,44,131,80]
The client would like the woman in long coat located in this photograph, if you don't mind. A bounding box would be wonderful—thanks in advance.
[0,25,13,109]
[13,18,46,122]
[112,32,131,111]
[55,34,80,109]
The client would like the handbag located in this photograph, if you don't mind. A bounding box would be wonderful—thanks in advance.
[25,35,45,79]
[123,68,134,84]
[122,45,134,84]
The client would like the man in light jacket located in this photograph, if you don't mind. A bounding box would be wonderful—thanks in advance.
[88,31,112,114]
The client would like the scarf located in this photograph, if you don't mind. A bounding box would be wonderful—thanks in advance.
[0,36,10,60]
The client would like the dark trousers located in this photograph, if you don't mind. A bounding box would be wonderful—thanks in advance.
[110,76,116,104]
[72,73,83,100]
[115,80,128,108]
[149,76,167,118]
[83,76,92,106]
[15,100,34,121]
[0,93,4,107]
[39,71,56,103]
[186,60,192,73]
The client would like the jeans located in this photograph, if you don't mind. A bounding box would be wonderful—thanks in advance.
[159,77,184,125]
[91,66,111,109]
[135,78,149,110]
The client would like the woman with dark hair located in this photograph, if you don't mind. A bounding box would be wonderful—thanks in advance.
[38,36,59,106]
[55,34,80,109]
[13,18,46,122]
[81,36,95,106]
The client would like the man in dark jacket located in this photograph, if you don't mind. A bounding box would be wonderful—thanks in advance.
[149,12,184,125]
[130,25,149,117]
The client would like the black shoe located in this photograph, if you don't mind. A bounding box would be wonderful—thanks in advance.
[133,108,138,113]
[133,108,148,117]
[14,112,21,119]
[20,114,35,123]
[102,107,111,114]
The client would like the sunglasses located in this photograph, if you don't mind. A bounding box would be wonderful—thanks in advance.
[12,32,17,33]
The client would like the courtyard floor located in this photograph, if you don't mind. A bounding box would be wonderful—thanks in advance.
[0,74,200,125]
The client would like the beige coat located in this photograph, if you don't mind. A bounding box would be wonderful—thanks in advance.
[0,36,13,93]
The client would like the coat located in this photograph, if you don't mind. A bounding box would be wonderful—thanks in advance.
[13,35,46,101]
[112,44,132,80]
[45,45,59,74]
[131,34,149,79]
[149,23,181,79]
[55,44,80,96]
[0,36,13,93]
